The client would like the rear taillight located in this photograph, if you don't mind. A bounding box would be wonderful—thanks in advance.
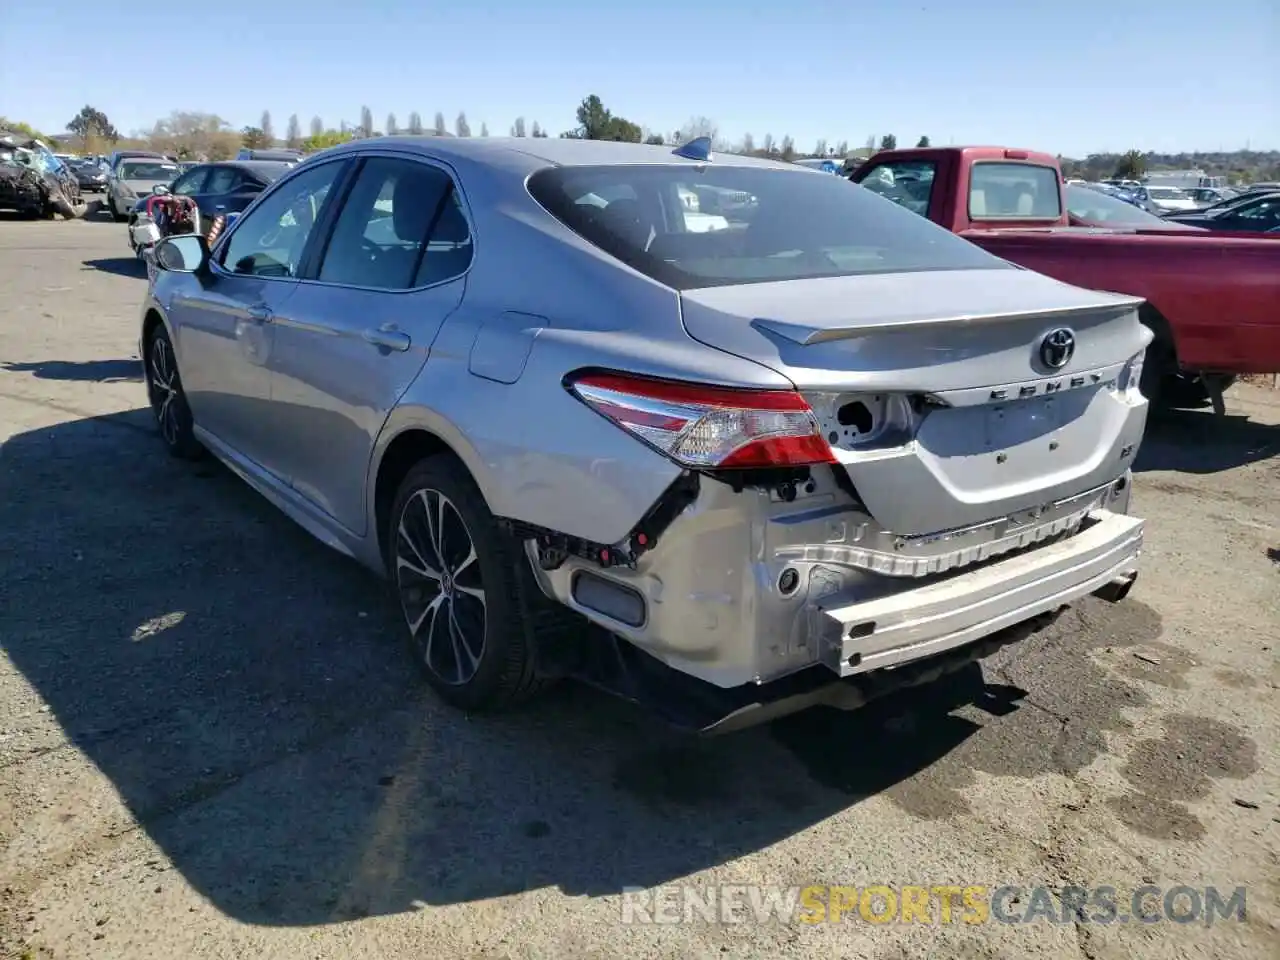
[567,372,836,469]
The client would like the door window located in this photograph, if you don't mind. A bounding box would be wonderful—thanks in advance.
[170,168,209,195]
[857,160,937,216]
[204,166,242,194]
[218,160,344,278]
[316,157,466,290]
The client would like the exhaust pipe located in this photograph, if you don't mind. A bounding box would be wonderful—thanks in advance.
[1093,571,1138,604]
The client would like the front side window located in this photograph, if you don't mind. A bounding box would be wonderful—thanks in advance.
[218,159,344,278]
[1232,197,1280,225]
[857,160,936,216]
[317,157,470,290]
[170,168,208,196]
[204,166,242,194]
[528,163,1006,290]
[969,162,1061,219]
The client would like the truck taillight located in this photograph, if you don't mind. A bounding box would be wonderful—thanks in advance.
[567,372,836,469]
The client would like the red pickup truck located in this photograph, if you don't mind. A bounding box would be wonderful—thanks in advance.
[850,147,1280,412]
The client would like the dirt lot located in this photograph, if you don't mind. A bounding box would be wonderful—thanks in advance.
[1,216,1277,960]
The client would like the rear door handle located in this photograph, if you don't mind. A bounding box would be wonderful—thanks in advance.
[363,325,411,352]
[247,304,273,322]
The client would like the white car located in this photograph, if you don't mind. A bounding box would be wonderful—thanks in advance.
[1141,186,1197,214]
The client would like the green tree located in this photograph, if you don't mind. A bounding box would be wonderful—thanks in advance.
[285,114,302,149]
[241,126,269,149]
[310,115,324,137]
[302,128,356,152]
[359,106,374,139]
[511,117,527,137]
[260,111,274,144]
[433,112,447,135]
[645,133,666,145]
[1114,149,1146,179]
[386,113,397,136]
[814,138,828,157]
[879,134,897,150]
[407,112,424,135]
[480,122,489,137]
[456,112,471,137]
[915,135,930,148]
[564,95,641,142]
[531,121,547,138]
[780,135,795,161]
[67,105,119,142]
[835,139,849,157]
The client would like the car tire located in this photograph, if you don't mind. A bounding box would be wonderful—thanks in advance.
[144,326,203,459]
[388,456,553,711]
[109,197,126,222]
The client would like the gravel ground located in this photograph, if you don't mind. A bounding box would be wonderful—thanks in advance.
[1,216,1277,960]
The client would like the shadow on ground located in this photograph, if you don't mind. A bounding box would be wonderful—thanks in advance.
[81,256,145,278]
[0,410,1163,927]
[1,358,141,382]
[1136,405,1278,474]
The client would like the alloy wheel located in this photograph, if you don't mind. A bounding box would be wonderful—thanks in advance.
[395,488,488,685]
[147,335,181,446]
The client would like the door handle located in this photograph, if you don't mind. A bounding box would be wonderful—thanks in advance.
[247,304,273,322]
[214,204,226,211]
[362,325,412,352]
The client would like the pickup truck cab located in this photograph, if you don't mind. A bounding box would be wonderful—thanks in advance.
[852,147,1280,411]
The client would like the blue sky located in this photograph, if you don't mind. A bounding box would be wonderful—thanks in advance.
[2,0,1276,156]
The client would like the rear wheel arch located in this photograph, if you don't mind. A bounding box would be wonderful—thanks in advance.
[373,428,472,572]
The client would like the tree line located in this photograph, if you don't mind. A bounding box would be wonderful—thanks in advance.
[19,102,1278,184]
[38,98,931,164]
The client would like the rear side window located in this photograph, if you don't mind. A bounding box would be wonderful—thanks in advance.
[969,162,1061,219]
[528,164,1006,290]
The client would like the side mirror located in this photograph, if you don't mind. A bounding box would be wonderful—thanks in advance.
[152,184,170,196]
[154,234,210,274]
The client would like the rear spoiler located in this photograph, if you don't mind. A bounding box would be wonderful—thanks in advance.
[751,298,1145,346]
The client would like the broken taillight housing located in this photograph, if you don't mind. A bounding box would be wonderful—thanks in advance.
[567,372,836,469]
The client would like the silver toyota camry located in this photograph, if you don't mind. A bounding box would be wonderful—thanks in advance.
[138,136,1150,732]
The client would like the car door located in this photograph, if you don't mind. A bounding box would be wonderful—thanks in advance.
[168,157,350,476]
[267,153,472,535]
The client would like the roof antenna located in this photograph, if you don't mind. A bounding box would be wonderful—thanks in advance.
[673,136,713,162]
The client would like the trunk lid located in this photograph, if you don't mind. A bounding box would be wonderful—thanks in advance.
[680,268,1150,536]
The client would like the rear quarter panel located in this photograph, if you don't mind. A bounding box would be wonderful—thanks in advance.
[964,230,1280,374]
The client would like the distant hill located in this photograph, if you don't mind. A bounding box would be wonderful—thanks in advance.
[1060,150,1279,184]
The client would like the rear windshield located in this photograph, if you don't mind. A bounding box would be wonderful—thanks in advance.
[527,164,1008,290]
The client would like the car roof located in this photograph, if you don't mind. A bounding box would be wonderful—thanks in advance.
[316,135,796,173]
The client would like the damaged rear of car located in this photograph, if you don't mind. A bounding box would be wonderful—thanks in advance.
[517,156,1149,731]
[138,139,1148,734]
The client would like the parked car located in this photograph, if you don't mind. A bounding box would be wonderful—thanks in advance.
[106,157,184,221]
[1065,184,1203,231]
[1184,186,1236,207]
[851,146,1280,412]
[69,158,107,193]
[106,149,168,173]
[235,147,303,164]
[1135,185,1198,215]
[125,160,295,254]
[137,137,1149,732]
[1163,191,1280,232]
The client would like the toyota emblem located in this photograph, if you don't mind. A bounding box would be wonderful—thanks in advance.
[1039,328,1076,370]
